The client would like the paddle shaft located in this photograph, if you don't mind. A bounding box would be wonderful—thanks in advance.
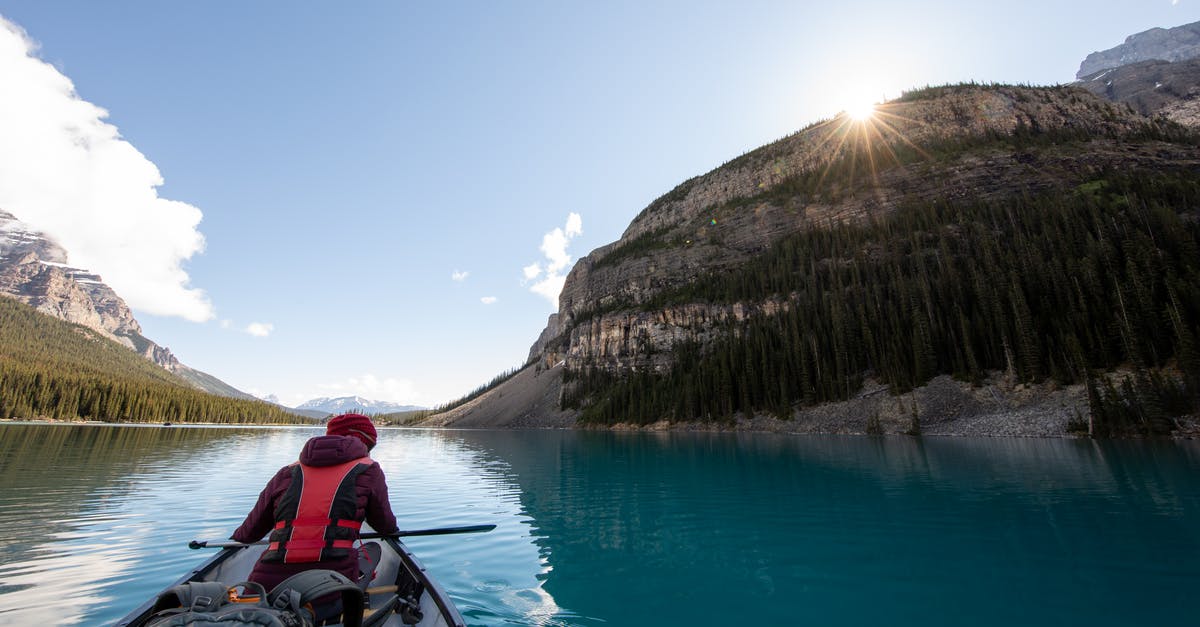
[189,524,495,549]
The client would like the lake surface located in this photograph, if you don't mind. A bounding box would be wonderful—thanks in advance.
[0,424,1197,626]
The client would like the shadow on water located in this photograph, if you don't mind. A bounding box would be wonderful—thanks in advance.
[446,430,1200,627]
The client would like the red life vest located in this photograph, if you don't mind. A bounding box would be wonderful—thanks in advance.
[261,456,372,564]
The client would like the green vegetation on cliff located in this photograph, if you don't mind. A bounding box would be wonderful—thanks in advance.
[565,168,1200,434]
[0,296,307,424]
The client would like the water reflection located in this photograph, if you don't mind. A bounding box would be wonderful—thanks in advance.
[0,423,324,624]
[447,430,1200,627]
[0,424,565,626]
[378,429,569,626]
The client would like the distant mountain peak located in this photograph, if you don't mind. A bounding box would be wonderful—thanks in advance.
[1077,20,1200,79]
[296,395,424,415]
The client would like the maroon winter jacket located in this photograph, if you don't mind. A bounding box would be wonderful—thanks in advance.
[231,435,398,591]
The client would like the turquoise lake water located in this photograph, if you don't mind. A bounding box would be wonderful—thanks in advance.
[0,423,1197,626]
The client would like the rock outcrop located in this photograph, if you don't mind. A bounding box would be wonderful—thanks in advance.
[1,210,143,347]
[1078,57,1200,128]
[1077,21,1200,79]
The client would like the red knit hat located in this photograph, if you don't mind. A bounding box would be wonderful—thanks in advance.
[327,412,378,450]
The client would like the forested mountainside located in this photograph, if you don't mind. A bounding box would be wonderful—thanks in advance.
[562,167,1200,435]
[423,84,1200,435]
[0,210,253,400]
[0,295,307,424]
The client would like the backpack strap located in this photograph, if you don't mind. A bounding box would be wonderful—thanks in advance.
[150,581,230,614]
[268,569,364,627]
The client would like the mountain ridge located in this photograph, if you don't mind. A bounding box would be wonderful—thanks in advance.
[296,395,425,416]
[1077,20,1200,79]
[422,22,1200,435]
[422,80,1200,434]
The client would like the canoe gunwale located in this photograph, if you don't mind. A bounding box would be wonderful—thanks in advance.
[382,536,465,627]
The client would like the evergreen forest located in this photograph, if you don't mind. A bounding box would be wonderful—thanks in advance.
[0,296,308,424]
[564,168,1200,436]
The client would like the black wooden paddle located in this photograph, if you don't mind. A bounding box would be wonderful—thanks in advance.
[188,524,496,549]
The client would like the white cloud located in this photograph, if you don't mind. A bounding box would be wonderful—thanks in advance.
[522,262,542,281]
[481,296,497,305]
[244,322,274,337]
[530,275,567,305]
[525,213,582,308]
[0,18,213,321]
[316,374,420,405]
[451,270,469,282]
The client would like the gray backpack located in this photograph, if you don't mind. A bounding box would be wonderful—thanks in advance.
[146,571,363,627]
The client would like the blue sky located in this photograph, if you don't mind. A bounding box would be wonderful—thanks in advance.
[0,1,1196,407]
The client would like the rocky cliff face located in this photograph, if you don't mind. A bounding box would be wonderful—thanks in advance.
[1077,21,1200,79]
[423,82,1200,430]
[424,23,1200,431]
[0,209,251,399]
[1,210,144,347]
[544,85,1170,375]
[424,83,1197,430]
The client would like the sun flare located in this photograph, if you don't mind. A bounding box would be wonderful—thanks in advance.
[847,101,876,121]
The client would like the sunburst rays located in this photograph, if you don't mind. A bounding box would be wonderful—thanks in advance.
[801,101,932,198]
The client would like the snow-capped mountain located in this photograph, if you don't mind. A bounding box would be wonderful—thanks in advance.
[296,396,424,415]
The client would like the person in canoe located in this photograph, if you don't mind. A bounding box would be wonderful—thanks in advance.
[230,412,398,593]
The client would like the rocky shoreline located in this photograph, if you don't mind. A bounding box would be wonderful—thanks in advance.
[599,374,1089,437]
[418,363,1200,439]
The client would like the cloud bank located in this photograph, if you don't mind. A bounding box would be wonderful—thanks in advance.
[451,270,468,281]
[0,17,213,321]
[524,213,582,308]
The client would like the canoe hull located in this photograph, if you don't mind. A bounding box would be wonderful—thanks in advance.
[115,535,464,627]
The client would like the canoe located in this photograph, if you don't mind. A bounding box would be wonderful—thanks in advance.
[114,534,465,627]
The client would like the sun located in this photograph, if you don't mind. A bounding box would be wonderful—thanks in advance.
[846,100,876,121]
[834,85,882,121]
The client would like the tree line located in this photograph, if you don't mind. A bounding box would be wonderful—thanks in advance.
[0,296,307,424]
